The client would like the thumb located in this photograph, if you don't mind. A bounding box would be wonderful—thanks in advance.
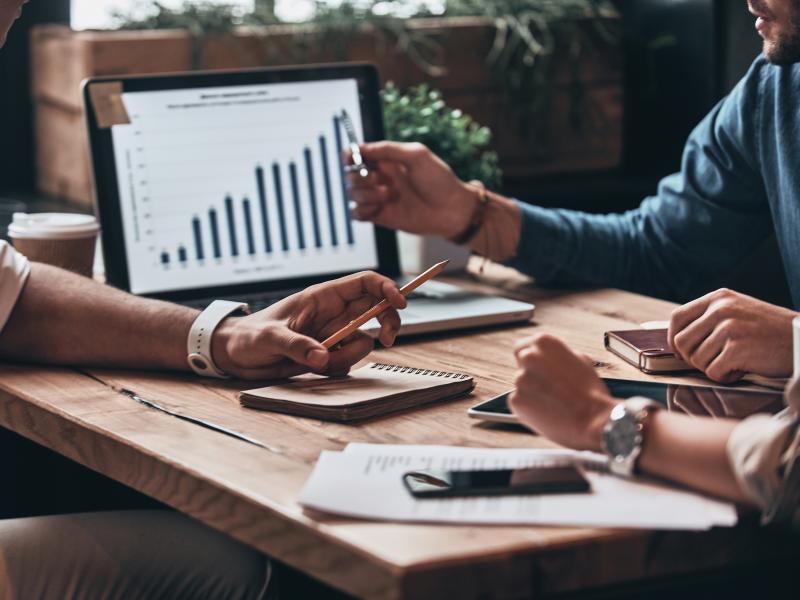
[267,326,329,371]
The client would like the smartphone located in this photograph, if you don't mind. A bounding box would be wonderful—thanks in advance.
[403,465,591,498]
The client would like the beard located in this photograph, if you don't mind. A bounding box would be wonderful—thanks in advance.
[764,28,800,64]
[761,0,800,64]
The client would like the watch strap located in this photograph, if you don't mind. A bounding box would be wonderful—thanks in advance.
[187,300,250,378]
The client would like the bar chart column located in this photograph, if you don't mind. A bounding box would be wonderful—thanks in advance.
[224,195,239,257]
[318,135,338,247]
[192,216,204,261]
[255,165,273,254]
[304,147,322,248]
[272,163,289,252]
[333,115,355,245]
[242,197,256,256]
[209,208,221,259]
[288,161,306,251]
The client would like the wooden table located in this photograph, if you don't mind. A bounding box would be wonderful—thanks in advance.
[0,264,792,598]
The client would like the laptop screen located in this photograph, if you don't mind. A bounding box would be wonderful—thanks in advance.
[107,78,379,295]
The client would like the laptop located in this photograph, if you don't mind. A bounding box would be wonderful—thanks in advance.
[83,64,534,336]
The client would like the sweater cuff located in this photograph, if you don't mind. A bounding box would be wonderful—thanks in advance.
[503,201,570,282]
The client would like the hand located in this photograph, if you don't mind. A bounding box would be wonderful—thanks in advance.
[508,334,617,451]
[668,288,797,383]
[210,272,406,380]
[346,141,479,239]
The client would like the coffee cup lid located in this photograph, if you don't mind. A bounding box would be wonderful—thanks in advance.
[8,213,100,240]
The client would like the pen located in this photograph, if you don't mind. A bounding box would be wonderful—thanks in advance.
[322,260,450,349]
[340,109,369,178]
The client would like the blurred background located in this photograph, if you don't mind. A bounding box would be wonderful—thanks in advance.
[1,0,784,301]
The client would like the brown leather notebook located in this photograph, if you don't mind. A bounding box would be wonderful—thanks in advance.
[239,362,475,422]
[604,328,689,374]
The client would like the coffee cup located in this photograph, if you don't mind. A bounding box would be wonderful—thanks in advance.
[8,213,100,277]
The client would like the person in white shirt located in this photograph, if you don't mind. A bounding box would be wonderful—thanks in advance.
[0,5,406,598]
[0,232,404,598]
[0,218,404,597]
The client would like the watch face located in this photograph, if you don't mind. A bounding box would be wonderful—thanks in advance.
[605,414,640,457]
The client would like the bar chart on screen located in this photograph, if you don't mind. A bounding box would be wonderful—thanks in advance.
[110,79,379,295]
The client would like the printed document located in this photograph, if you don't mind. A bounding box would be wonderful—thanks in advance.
[298,444,737,530]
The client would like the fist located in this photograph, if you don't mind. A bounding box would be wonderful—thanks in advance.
[509,333,616,451]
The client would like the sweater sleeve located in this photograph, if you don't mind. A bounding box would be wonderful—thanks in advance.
[505,57,773,302]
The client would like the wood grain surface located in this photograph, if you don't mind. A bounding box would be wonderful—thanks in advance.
[0,263,792,599]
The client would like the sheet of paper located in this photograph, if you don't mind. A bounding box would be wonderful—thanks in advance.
[298,444,738,531]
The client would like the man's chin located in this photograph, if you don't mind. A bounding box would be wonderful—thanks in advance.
[763,38,800,65]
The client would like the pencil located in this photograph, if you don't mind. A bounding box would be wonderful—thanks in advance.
[321,260,450,350]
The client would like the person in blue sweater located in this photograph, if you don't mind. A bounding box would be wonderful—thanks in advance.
[349,0,800,524]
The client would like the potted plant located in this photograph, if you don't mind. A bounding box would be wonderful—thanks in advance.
[31,0,622,206]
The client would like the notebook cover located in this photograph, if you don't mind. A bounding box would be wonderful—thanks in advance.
[604,328,690,373]
[239,362,475,422]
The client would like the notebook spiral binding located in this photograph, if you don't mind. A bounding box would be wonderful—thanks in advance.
[370,363,470,380]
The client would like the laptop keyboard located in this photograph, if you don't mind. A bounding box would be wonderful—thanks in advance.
[182,288,301,312]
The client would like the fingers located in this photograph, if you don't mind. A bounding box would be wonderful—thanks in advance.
[326,332,375,374]
[230,361,310,381]
[355,271,407,310]
[322,271,406,310]
[351,200,384,222]
[265,326,329,372]
[668,289,736,359]
[684,325,727,371]
[357,141,431,167]
[347,162,407,223]
[345,167,389,190]
[705,347,744,383]
[513,333,568,363]
[376,308,401,347]
[348,186,392,208]
[671,312,717,365]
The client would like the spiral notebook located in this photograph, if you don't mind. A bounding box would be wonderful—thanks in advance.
[238,363,475,422]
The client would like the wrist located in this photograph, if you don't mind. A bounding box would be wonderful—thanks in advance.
[187,300,250,378]
[442,180,482,240]
[464,192,522,262]
[209,317,238,374]
[586,396,617,453]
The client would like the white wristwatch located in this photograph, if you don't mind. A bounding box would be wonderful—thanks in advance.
[187,300,250,378]
[602,397,661,478]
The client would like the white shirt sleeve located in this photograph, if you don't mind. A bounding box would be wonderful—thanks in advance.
[727,408,800,527]
[0,240,31,333]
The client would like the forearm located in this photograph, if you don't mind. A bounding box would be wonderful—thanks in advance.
[0,263,198,370]
[637,412,753,505]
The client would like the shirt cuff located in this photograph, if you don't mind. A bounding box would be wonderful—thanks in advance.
[0,241,31,333]
[727,410,799,522]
